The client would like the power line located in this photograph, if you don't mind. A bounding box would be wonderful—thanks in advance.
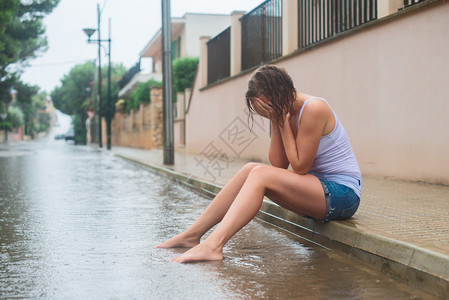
[29,59,94,67]
[100,0,108,15]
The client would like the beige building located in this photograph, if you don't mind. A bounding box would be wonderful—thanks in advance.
[140,13,232,72]
[184,0,449,185]
[112,13,234,149]
[119,13,232,99]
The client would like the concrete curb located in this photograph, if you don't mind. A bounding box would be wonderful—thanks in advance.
[257,201,449,299]
[116,153,449,299]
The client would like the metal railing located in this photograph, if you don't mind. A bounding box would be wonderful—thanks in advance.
[298,0,377,48]
[119,61,141,89]
[207,27,231,85]
[403,0,426,7]
[241,0,283,71]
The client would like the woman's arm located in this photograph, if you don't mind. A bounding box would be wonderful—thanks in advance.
[268,120,289,169]
[279,102,327,175]
[251,98,289,169]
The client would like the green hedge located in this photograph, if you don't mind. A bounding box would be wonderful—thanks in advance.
[123,57,198,114]
[0,121,13,131]
[173,57,198,98]
[126,79,162,113]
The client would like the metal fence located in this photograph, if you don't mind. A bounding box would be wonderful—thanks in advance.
[119,61,141,89]
[207,27,231,85]
[403,0,426,7]
[241,0,283,72]
[298,0,377,48]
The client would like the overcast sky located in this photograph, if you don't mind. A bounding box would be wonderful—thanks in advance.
[20,0,263,93]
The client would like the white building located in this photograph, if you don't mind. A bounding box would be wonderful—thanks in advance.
[118,13,232,98]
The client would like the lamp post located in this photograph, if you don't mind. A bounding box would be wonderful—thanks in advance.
[83,4,112,150]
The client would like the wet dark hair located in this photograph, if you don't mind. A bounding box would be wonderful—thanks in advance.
[245,64,296,129]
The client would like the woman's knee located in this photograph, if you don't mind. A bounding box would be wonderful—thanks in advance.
[241,162,264,173]
[247,165,271,181]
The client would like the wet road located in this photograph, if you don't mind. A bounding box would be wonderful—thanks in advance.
[0,128,436,299]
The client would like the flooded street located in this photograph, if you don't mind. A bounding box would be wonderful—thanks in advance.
[0,121,436,299]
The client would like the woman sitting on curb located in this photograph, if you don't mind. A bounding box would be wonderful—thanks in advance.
[156,64,362,263]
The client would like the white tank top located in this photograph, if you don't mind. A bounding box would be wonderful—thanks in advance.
[298,97,362,197]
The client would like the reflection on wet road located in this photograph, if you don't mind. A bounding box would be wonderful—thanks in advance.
[0,133,435,299]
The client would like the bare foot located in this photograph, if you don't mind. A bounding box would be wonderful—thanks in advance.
[171,242,223,263]
[154,233,200,248]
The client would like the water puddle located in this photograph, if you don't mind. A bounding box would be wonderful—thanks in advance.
[0,140,436,299]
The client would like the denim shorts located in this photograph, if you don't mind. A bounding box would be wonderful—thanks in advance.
[319,180,360,222]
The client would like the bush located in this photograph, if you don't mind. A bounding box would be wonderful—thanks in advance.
[72,114,87,145]
[37,112,51,132]
[173,57,199,97]
[7,106,24,128]
[0,121,12,131]
[126,79,161,114]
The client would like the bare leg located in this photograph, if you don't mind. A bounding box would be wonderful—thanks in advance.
[171,165,326,262]
[155,163,263,248]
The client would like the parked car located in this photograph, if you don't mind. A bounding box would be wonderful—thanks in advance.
[54,133,66,140]
[64,130,75,141]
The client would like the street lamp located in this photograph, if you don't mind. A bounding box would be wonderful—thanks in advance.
[83,3,112,150]
[83,28,96,38]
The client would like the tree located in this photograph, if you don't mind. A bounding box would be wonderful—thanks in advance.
[36,110,50,132]
[4,81,51,138]
[0,0,60,107]
[14,80,40,137]
[51,62,127,144]
[52,62,95,116]
[7,106,24,128]
[51,61,95,144]
[86,63,127,117]
[22,91,51,137]
[15,80,40,106]
[172,57,198,97]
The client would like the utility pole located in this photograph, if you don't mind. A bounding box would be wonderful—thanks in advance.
[97,3,103,148]
[83,5,112,149]
[106,18,112,150]
[161,0,174,165]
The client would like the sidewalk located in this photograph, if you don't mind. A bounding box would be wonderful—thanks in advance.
[109,146,449,298]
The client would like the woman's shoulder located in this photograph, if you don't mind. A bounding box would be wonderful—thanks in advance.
[302,97,331,115]
[301,97,336,135]
[300,98,329,126]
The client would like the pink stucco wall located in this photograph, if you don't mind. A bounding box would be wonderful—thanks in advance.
[186,2,449,184]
